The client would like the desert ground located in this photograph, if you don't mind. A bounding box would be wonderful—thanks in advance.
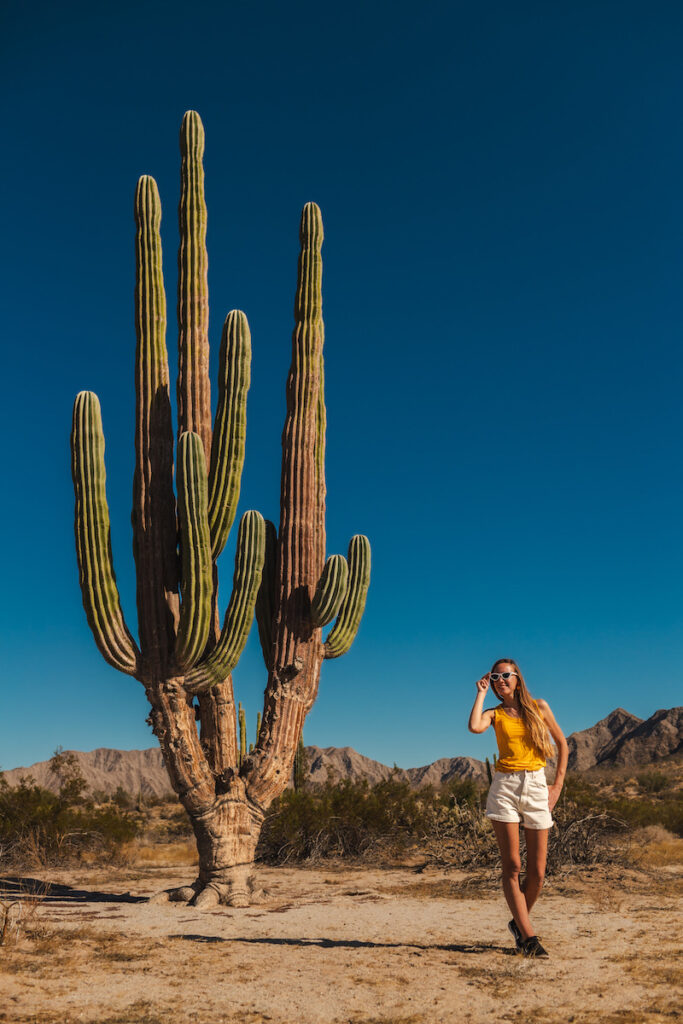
[1,853,681,1024]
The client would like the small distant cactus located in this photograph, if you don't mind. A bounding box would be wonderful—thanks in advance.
[293,731,307,792]
[238,703,247,766]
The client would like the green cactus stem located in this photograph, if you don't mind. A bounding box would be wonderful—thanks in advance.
[177,110,211,460]
[293,731,307,792]
[132,174,178,674]
[184,511,266,695]
[255,519,277,669]
[311,555,349,628]
[324,535,371,659]
[175,431,213,670]
[207,310,251,558]
[71,392,140,676]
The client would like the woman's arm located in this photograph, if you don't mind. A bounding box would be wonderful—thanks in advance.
[537,698,568,811]
[468,673,496,733]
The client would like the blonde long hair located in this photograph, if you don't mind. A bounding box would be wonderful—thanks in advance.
[490,658,555,759]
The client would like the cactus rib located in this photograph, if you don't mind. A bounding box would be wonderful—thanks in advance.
[185,510,266,695]
[311,555,349,628]
[207,310,251,558]
[132,175,178,671]
[71,391,140,675]
[324,535,371,659]
[175,432,213,669]
[177,110,211,459]
[255,518,278,669]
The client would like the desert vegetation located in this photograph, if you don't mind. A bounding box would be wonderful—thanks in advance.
[2,753,680,1023]
[2,750,680,874]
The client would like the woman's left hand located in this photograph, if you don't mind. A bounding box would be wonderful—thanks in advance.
[548,784,562,812]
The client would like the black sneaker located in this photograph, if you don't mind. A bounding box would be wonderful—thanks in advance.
[508,919,523,951]
[521,935,549,958]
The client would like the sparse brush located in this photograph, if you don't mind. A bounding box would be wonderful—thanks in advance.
[258,775,434,863]
[0,752,138,867]
[546,807,629,873]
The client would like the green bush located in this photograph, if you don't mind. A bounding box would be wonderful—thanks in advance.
[258,775,436,863]
[561,771,683,836]
[0,750,138,865]
[636,771,669,795]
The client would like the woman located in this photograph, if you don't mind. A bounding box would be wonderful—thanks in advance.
[468,658,568,958]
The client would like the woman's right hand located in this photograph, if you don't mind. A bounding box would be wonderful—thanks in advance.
[475,673,490,694]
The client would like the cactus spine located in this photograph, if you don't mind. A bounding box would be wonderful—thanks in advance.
[71,113,370,907]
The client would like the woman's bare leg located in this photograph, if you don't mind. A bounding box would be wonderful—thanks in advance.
[491,820,534,940]
[522,827,548,913]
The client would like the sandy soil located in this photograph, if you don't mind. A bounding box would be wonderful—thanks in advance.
[0,862,680,1024]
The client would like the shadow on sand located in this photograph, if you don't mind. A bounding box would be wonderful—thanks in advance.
[0,876,146,904]
[170,934,515,955]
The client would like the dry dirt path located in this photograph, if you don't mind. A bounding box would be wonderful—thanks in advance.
[0,863,680,1024]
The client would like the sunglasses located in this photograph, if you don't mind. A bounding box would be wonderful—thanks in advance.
[490,672,518,682]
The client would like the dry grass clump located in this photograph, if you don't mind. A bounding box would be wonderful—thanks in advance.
[626,825,683,868]
[119,840,197,867]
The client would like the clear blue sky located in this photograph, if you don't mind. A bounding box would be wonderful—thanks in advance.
[1,0,681,772]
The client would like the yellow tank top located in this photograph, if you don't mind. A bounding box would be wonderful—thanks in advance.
[493,703,546,773]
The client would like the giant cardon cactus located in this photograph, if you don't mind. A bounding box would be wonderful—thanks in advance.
[70,111,370,907]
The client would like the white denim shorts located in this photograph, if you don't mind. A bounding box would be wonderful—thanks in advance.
[485,768,554,830]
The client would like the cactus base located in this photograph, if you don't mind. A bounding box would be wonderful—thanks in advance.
[149,792,265,908]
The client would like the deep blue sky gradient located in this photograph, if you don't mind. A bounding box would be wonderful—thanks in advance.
[1,0,681,771]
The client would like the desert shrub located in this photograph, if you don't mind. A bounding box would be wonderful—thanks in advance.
[439,777,485,810]
[0,751,138,866]
[258,775,435,863]
[258,770,637,873]
[546,807,628,872]
[560,772,683,837]
[636,771,669,795]
[112,786,134,810]
[158,806,193,839]
[606,795,682,835]
[420,799,498,868]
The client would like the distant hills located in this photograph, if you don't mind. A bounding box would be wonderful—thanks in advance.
[2,706,680,798]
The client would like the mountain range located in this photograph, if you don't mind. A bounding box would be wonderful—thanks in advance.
[2,706,680,798]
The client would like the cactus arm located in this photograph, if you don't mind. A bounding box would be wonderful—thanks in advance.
[315,347,326,558]
[177,110,211,461]
[207,311,251,558]
[254,518,277,669]
[71,391,140,676]
[175,432,213,670]
[132,175,179,676]
[185,511,266,695]
[324,535,371,659]
[246,204,326,808]
[311,555,349,628]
